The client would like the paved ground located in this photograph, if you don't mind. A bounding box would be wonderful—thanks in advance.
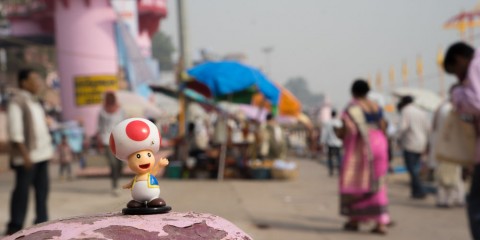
[0,154,471,240]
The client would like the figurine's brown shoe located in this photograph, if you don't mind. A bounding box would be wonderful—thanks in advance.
[127,200,144,208]
[147,198,166,208]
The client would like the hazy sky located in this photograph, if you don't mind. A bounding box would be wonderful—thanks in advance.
[160,0,477,107]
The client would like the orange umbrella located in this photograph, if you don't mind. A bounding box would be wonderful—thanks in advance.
[443,10,480,40]
[252,86,302,116]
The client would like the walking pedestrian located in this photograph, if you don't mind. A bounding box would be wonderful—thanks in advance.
[443,41,480,239]
[320,110,343,176]
[262,114,287,160]
[97,91,125,196]
[397,96,431,199]
[340,79,391,235]
[430,87,465,208]
[5,69,54,235]
[57,135,74,181]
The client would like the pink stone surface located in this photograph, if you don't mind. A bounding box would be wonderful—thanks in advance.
[5,212,252,240]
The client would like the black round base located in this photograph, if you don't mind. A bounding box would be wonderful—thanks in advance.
[122,206,172,215]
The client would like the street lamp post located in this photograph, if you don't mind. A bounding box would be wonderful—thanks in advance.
[262,46,273,75]
[177,0,191,70]
[177,0,190,138]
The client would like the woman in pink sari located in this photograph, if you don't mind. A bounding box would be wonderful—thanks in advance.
[340,80,390,234]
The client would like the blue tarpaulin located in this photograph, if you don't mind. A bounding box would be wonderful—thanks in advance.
[187,61,280,104]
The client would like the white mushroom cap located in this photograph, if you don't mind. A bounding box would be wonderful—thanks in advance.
[109,118,161,161]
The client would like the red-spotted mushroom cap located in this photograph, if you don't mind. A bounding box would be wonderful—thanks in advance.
[109,118,161,161]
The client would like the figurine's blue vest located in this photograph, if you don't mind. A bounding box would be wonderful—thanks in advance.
[148,174,159,188]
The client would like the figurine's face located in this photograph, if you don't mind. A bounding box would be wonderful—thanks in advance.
[127,150,155,174]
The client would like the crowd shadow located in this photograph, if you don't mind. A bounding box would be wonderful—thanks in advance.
[250,216,344,235]
[302,216,343,224]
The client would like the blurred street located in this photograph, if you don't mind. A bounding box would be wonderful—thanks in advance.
[0,154,469,240]
[0,0,479,239]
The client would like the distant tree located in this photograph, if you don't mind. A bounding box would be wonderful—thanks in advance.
[151,31,175,71]
[285,77,309,96]
[284,76,324,109]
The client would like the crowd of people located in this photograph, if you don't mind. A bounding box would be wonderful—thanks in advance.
[328,41,480,238]
[3,41,480,239]
[168,110,293,179]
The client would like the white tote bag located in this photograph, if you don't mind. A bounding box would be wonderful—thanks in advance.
[435,110,476,166]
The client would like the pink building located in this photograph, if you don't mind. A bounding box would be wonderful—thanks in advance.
[2,0,167,136]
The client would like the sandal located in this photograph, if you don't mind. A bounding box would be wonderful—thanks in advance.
[371,226,388,235]
[343,222,359,232]
[387,221,396,228]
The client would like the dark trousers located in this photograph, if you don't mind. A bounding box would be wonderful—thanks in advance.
[7,161,49,235]
[74,152,86,169]
[403,151,425,197]
[468,164,480,240]
[59,162,72,178]
[327,146,342,176]
[105,147,123,189]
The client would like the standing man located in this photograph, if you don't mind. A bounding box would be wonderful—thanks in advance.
[320,110,343,176]
[443,41,480,240]
[263,113,287,160]
[397,96,431,199]
[5,69,54,235]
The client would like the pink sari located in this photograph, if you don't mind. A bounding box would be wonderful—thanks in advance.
[340,103,390,224]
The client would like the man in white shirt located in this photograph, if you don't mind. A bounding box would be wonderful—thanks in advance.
[397,96,431,199]
[263,114,287,160]
[320,110,343,176]
[6,69,54,235]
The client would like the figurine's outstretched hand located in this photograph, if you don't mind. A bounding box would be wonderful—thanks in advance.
[151,158,169,175]
[159,158,169,167]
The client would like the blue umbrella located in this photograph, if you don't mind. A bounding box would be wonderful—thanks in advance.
[187,61,280,104]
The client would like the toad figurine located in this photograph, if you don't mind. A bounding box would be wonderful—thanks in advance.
[109,118,171,215]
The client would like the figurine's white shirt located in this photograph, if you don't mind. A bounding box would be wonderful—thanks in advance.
[131,173,160,202]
